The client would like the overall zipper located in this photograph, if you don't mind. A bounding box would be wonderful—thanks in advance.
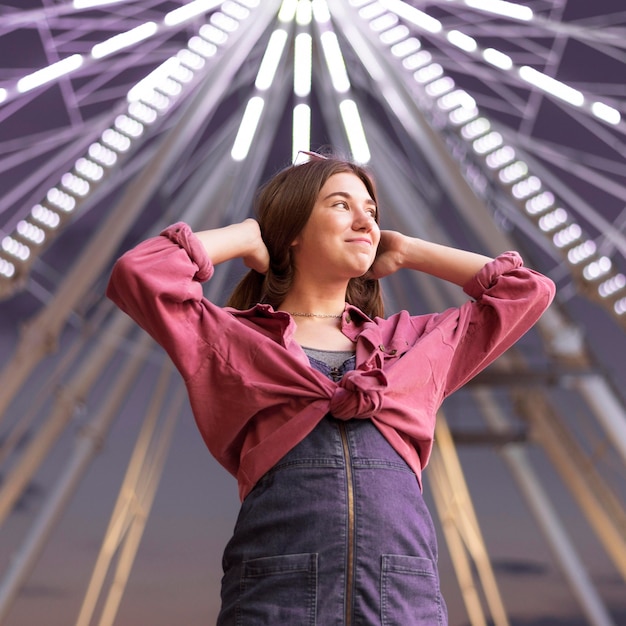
[339,421,355,626]
[330,365,356,626]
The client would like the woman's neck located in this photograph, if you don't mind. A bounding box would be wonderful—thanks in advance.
[278,278,348,318]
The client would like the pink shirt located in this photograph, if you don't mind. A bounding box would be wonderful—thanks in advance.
[106,222,555,500]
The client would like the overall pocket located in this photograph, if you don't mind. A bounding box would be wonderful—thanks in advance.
[381,554,445,626]
[237,553,318,626]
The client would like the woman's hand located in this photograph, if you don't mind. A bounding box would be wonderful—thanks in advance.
[367,230,407,279]
[241,218,270,274]
[194,218,269,273]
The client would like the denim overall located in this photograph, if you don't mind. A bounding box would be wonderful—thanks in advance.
[217,354,448,626]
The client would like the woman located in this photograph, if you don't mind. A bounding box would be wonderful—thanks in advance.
[107,153,555,625]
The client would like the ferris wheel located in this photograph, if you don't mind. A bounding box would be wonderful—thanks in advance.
[0,1,624,624]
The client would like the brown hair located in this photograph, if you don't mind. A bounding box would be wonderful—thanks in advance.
[226,155,384,318]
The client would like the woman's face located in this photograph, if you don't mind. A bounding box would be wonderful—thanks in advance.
[291,172,380,281]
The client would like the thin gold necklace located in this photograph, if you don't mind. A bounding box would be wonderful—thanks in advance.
[290,312,343,319]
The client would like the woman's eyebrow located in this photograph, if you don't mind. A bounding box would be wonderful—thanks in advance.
[323,191,377,207]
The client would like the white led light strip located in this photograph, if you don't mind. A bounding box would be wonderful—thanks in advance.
[0,1,257,283]
[0,1,230,105]
[316,0,372,163]
[377,0,622,127]
[353,0,626,319]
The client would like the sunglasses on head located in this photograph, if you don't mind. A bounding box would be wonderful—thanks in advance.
[293,150,329,165]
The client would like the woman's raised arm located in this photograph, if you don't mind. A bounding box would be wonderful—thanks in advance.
[194,218,269,273]
[369,230,493,286]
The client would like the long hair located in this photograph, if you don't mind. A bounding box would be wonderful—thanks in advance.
[226,155,384,319]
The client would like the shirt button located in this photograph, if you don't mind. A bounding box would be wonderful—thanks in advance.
[390,349,397,355]
[379,344,386,352]
[345,316,351,323]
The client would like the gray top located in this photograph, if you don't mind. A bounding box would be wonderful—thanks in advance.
[302,347,355,370]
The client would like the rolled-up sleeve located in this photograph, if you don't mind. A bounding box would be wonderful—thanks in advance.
[106,222,216,379]
[442,251,555,397]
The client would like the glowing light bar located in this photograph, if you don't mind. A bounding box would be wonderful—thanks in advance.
[255,30,288,91]
[17,221,45,245]
[188,36,218,58]
[379,0,442,33]
[231,96,265,161]
[47,187,76,212]
[449,106,478,125]
[381,25,410,45]
[17,54,83,93]
[598,274,626,298]
[222,1,249,20]
[211,12,239,32]
[447,30,477,52]
[294,33,313,97]
[567,240,596,264]
[177,49,205,71]
[403,50,432,71]
[339,99,371,163]
[199,24,228,45]
[614,298,626,315]
[91,22,157,59]
[292,103,311,162]
[583,256,612,281]
[511,175,541,199]
[31,204,61,229]
[391,37,421,58]
[414,63,443,84]
[312,0,331,23]
[471,131,503,154]
[61,172,90,197]
[114,114,144,138]
[128,101,158,124]
[88,142,118,167]
[461,117,490,140]
[483,48,513,70]
[437,89,476,112]
[525,192,554,215]
[278,0,298,22]
[164,0,224,27]
[538,208,568,232]
[0,89,7,104]
[127,58,179,102]
[485,146,515,169]
[101,128,131,152]
[296,0,313,25]
[75,157,104,182]
[498,160,528,184]
[426,77,454,98]
[370,14,399,33]
[0,258,16,278]
[465,0,533,21]
[359,3,386,20]
[552,224,581,248]
[3,236,31,260]
[320,32,351,93]
[591,102,621,125]
[519,66,585,106]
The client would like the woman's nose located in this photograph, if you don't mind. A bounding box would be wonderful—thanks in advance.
[353,207,375,230]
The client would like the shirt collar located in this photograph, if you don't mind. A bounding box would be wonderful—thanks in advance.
[226,302,373,343]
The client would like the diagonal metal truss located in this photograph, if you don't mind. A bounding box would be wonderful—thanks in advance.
[0,1,625,624]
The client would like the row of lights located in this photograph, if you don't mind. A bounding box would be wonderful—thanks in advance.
[349,0,626,322]
[372,0,622,126]
[231,0,371,164]
[0,0,260,287]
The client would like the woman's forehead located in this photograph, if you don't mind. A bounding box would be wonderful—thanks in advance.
[318,172,373,199]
